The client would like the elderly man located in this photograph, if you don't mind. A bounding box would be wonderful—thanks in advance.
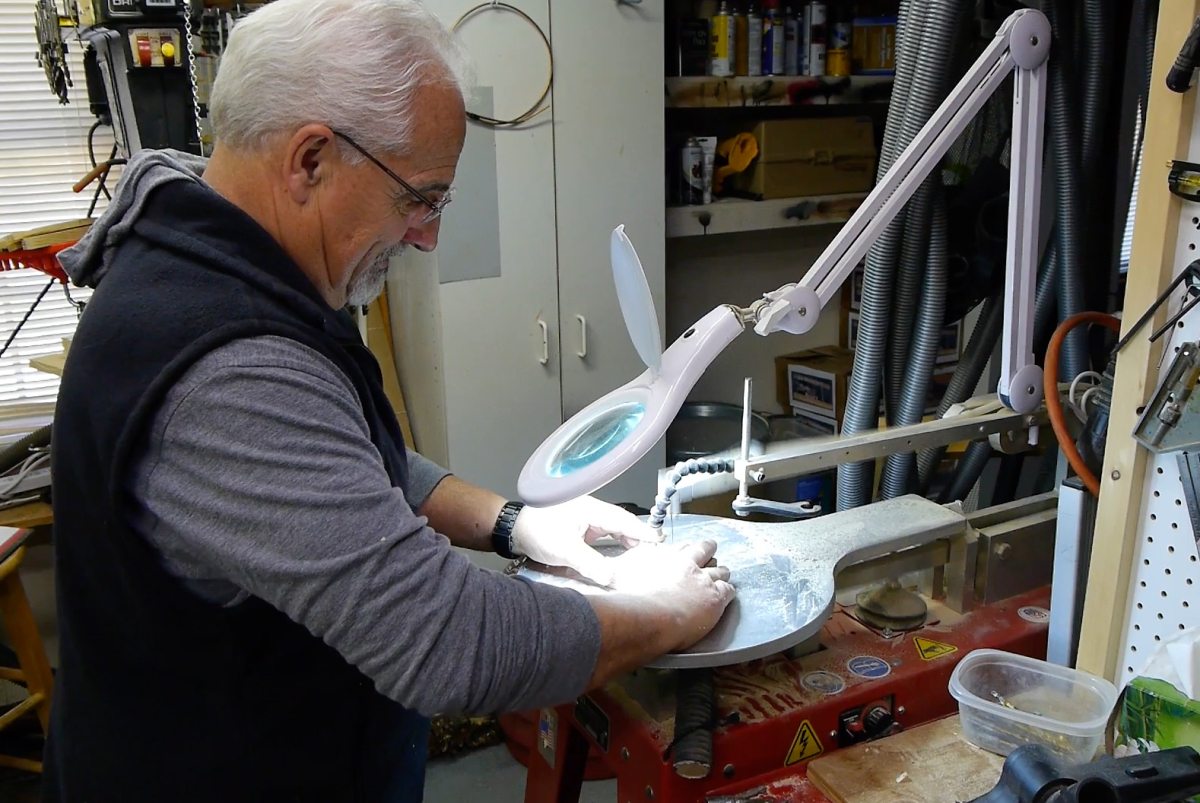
[44,0,734,800]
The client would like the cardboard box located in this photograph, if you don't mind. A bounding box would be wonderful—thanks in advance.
[847,264,864,311]
[926,362,956,415]
[775,346,856,419]
[938,319,964,364]
[789,408,839,436]
[842,310,861,352]
[852,17,897,75]
[738,118,877,200]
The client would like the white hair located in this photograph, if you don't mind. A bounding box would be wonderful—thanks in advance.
[209,0,472,157]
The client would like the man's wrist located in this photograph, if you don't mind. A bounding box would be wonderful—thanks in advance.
[491,500,525,559]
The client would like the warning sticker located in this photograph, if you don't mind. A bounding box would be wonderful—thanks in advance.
[784,720,824,765]
[1018,606,1050,623]
[801,670,846,695]
[913,636,958,661]
[847,655,892,679]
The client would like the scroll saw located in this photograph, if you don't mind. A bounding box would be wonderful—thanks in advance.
[513,7,1061,803]
[515,493,1057,803]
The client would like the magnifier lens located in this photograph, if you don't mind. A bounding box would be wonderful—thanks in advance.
[548,401,645,478]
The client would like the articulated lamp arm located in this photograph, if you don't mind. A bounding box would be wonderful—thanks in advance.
[518,9,1051,508]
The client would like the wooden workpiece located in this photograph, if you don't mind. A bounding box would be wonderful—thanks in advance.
[1078,0,1200,682]
[807,716,1005,803]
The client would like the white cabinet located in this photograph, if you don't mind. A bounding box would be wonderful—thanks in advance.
[391,0,665,508]
[549,0,667,507]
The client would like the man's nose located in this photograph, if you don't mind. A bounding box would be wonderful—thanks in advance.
[402,218,441,252]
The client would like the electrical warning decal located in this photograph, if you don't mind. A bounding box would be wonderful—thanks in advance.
[784,720,824,765]
[913,636,957,661]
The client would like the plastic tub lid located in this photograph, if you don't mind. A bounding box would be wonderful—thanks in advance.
[948,649,1119,738]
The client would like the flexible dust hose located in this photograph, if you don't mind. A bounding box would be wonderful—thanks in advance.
[883,0,963,417]
[915,294,1003,493]
[885,179,935,417]
[1044,0,1089,380]
[0,425,51,475]
[881,190,949,497]
[1079,0,1112,320]
[670,668,717,779]
[1141,0,1158,107]
[1045,312,1122,496]
[648,458,735,531]
[1033,238,1060,351]
[837,0,934,510]
[879,0,921,169]
[881,0,932,417]
[937,439,993,503]
[1080,0,1112,174]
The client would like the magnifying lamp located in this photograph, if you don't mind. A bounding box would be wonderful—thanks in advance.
[518,8,1051,508]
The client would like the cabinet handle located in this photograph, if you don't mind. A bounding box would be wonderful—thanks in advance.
[576,314,587,359]
[537,319,549,365]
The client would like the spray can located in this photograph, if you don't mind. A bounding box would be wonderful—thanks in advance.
[735,4,750,75]
[697,136,718,204]
[827,19,851,76]
[746,2,763,76]
[762,0,785,76]
[806,1,826,76]
[784,6,800,75]
[709,1,735,76]
[680,137,705,206]
[801,3,811,74]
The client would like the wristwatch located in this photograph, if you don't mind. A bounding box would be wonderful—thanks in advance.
[491,500,525,559]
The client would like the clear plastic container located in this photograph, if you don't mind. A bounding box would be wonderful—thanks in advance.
[948,649,1119,764]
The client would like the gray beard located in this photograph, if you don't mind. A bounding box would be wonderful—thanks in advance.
[346,243,407,306]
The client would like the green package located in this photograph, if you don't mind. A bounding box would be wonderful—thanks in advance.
[1117,676,1200,756]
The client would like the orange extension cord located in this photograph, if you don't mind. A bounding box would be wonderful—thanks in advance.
[1044,311,1122,496]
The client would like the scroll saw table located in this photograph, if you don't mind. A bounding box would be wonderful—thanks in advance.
[517,494,1057,803]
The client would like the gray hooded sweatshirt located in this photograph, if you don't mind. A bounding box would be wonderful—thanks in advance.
[57,149,601,717]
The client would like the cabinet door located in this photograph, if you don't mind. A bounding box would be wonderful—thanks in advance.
[395,0,563,505]
[550,0,666,508]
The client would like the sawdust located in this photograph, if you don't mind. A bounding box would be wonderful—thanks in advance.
[603,681,675,746]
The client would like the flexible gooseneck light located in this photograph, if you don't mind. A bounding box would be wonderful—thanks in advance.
[518,8,1051,508]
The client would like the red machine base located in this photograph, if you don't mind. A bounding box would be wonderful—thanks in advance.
[523,588,1051,803]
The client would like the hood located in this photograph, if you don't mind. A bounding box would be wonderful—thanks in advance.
[58,148,210,289]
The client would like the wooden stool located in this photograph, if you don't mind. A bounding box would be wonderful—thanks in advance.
[0,534,54,773]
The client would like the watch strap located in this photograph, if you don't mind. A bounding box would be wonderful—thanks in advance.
[491,500,525,559]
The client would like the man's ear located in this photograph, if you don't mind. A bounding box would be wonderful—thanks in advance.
[282,124,336,205]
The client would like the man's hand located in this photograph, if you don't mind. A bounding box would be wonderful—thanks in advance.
[584,539,736,687]
[608,539,735,651]
[511,496,659,586]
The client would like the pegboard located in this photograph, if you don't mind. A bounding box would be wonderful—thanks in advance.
[1117,158,1200,686]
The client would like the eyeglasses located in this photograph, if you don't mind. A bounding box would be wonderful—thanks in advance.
[331,130,452,225]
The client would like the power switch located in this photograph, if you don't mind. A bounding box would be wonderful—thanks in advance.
[863,706,895,738]
[136,36,152,67]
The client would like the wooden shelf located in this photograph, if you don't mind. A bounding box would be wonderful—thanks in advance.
[666,193,866,238]
[666,74,893,109]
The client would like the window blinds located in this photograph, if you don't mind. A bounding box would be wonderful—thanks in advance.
[0,0,102,408]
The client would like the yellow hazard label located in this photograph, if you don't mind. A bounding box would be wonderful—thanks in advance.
[784,720,824,765]
[914,636,958,661]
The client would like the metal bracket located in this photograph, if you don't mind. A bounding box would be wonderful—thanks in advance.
[1132,341,1200,452]
[731,496,822,519]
